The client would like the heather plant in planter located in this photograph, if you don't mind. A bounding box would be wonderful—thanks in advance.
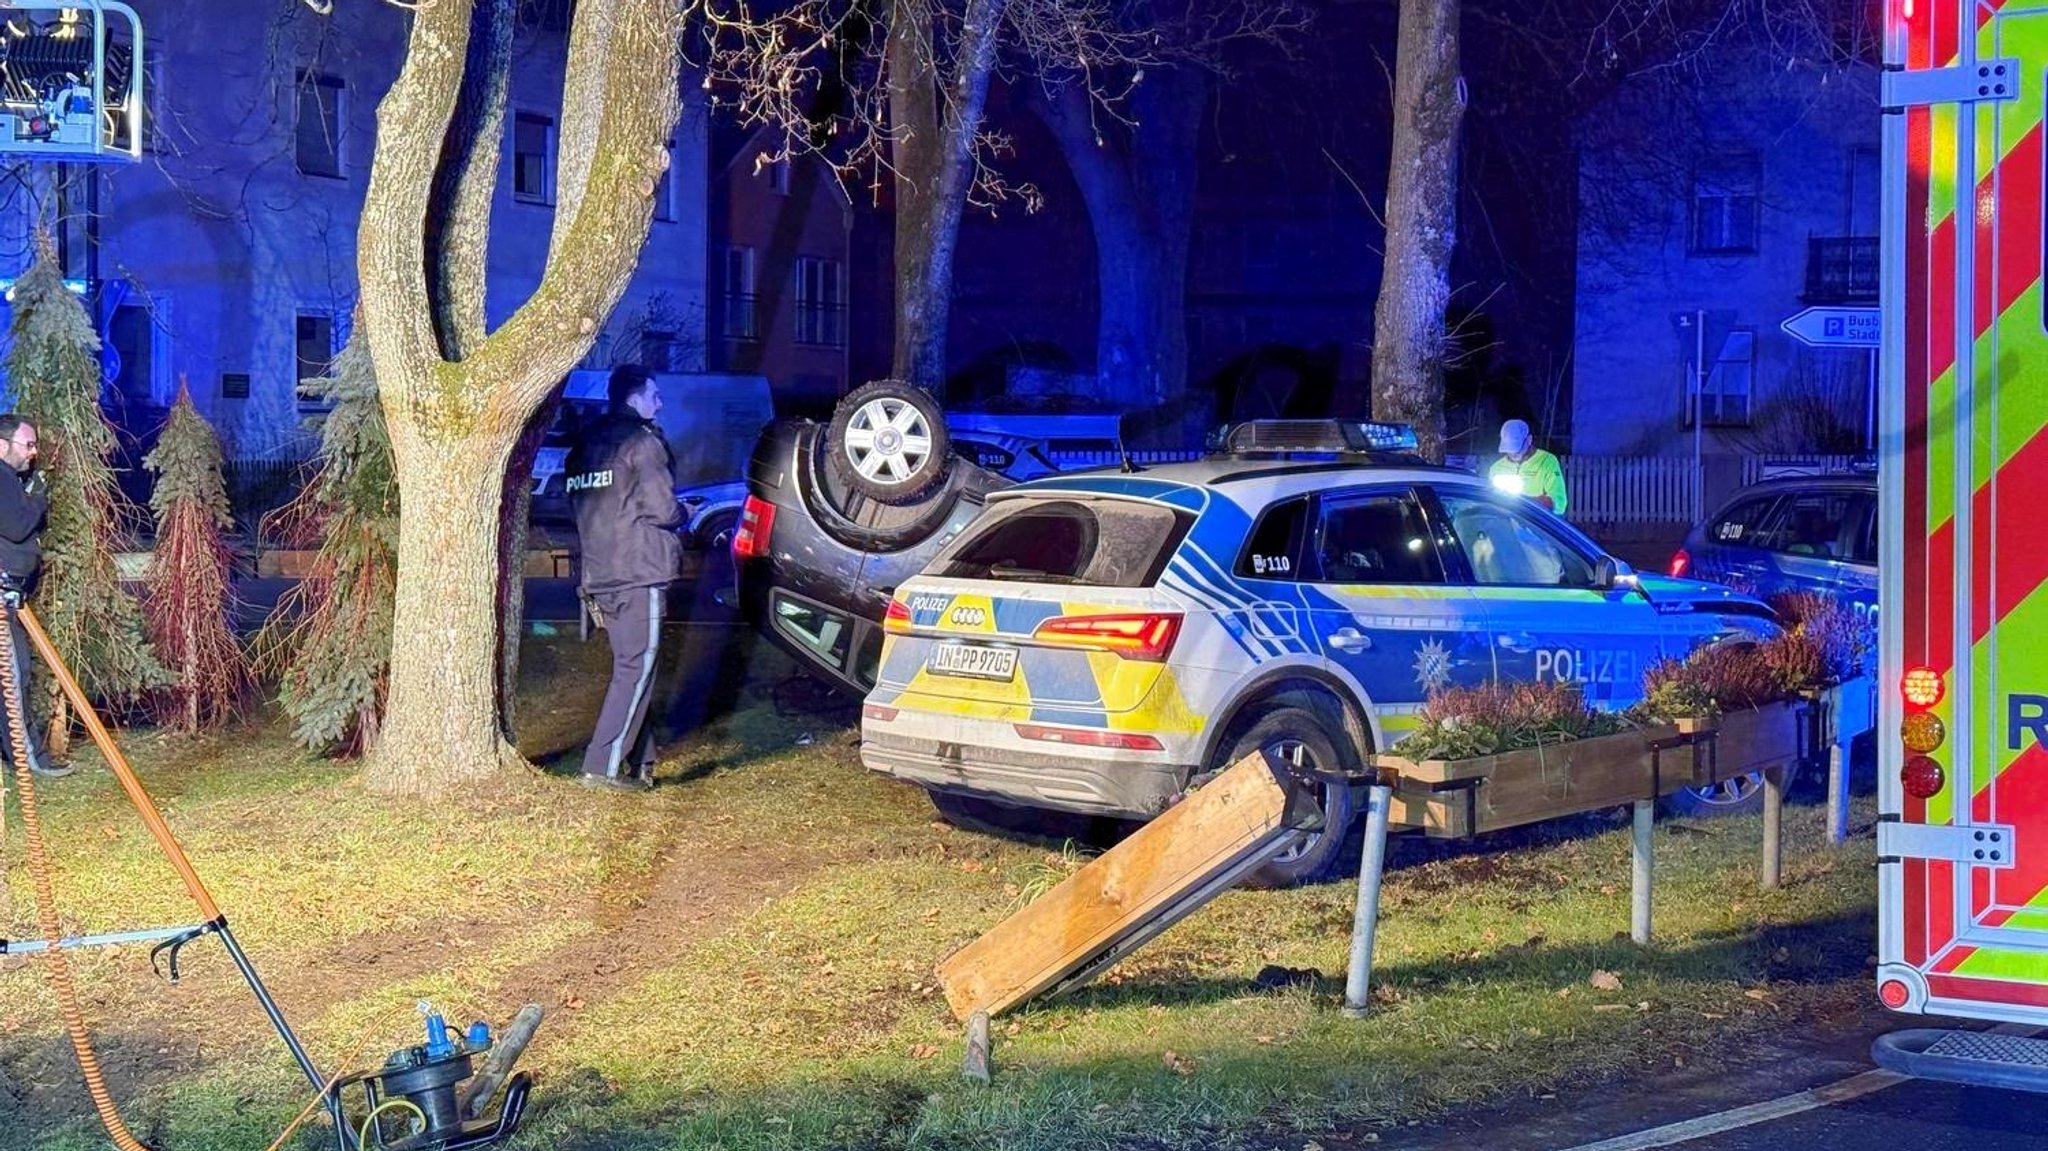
[1402,681,1623,762]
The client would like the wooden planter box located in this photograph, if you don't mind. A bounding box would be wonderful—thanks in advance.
[1379,723,1701,839]
[1376,700,1801,839]
[1676,700,1806,780]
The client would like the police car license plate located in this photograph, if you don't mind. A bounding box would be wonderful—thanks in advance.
[928,643,1018,682]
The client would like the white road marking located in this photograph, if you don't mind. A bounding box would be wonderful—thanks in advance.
[1548,1024,2042,1151]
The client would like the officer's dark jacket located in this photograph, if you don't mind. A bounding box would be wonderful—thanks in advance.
[0,465,48,588]
[568,413,682,594]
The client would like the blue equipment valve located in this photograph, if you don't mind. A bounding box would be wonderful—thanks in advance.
[424,1011,455,1060]
[467,1020,493,1051]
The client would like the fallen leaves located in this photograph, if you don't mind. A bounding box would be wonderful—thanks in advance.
[1590,970,1623,991]
[1162,1050,1197,1075]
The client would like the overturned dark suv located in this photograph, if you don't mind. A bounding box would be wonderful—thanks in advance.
[734,381,1149,696]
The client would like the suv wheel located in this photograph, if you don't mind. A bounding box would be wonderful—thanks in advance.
[827,380,951,505]
[1664,768,1779,818]
[1212,703,1361,888]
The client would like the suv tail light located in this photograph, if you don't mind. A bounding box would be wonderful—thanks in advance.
[1669,548,1691,578]
[733,496,776,560]
[884,598,913,634]
[1031,613,1182,662]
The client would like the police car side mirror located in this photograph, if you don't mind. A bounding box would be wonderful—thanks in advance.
[1594,556,1641,594]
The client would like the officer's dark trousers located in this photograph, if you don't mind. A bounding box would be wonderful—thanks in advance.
[0,608,50,774]
[582,586,665,780]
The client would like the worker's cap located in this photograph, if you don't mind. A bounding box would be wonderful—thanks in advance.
[1498,419,1532,455]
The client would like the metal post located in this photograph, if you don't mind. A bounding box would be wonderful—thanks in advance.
[216,925,353,1151]
[1631,799,1654,945]
[1343,783,1397,1018]
[1827,743,1849,845]
[1693,308,1706,524]
[1762,768,1784,890]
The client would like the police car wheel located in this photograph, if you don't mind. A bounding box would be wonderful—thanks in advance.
[1222,705,1361,888]
[827,380,952,506]
[1664,770,1771,818]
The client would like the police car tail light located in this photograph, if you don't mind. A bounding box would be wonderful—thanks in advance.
[884,598,913,634]
[1031,612,1183,662]
[1014,724,1165,751]
[733,496,776,560]
[1669,548,1691,578]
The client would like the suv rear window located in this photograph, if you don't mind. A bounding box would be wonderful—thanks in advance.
[929,498,1189,586]
[1752,489,1865,559]
[1710,495,1782,544]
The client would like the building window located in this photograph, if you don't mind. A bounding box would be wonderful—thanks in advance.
[793,255,844,347]
[295,312,336,408]
[1690,152,1759,255]
[514,112,555,205]
[723,246,757,340]
[294,71,346,179]
[1687,328,1754,427]
[221,372,251,400]
[108,304,154,404]
[639,328,677,372]
[653,138,675,221]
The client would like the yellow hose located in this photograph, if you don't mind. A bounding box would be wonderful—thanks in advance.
[0,609,152,1150]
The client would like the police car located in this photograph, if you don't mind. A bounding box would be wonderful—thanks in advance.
[859,420,1781,885]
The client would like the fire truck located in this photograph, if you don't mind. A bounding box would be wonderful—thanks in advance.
[1873,0,2048,1083]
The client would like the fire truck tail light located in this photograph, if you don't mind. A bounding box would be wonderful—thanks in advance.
[1901,666,1944,711]
[1901,712,1946,754]
[1902,755,1946,800]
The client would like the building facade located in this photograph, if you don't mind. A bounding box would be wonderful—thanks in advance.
[705,126,854,418]
[0,0,709,460]
[1571,56,1880,458]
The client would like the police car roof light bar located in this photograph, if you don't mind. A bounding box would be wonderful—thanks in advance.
[1219,419,1419,456]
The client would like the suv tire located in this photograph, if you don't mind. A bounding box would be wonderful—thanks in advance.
[828,380,951,505]
[1212,702,1361,888]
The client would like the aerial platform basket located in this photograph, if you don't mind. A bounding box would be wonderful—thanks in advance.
[0,0,145,162]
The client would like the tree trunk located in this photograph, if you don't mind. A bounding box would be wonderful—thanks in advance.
[887,0,1007,392]
[1035,71,1206,413]
[496,404,553,737]
[1371,0,1464,463]
[372,436,518,793]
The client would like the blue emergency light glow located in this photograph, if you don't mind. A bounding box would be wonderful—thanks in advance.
[1352,421,1419,452]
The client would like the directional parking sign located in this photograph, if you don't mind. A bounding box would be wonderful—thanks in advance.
[1781,306,1880,348]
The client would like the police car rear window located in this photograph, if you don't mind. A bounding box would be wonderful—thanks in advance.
[931,498,1188,586]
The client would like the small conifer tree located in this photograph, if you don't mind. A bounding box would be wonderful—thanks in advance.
[142,381,246,733]
[257,328,397,755]
[4,232,166,751]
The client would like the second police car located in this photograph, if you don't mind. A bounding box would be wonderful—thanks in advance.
[858,421,1782,885]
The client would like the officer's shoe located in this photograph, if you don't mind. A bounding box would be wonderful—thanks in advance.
[29,759,74,779]
[579,772,651,793]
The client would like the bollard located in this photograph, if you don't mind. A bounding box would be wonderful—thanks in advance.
[962,1011,992,1084]
[1343,782,1397,1018]
[1827,743,1848,845]
[1762,767,1784,890]
[1631,799,1654,945]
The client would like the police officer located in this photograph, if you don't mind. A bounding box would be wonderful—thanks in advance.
[0,413,64,778]
[1489,418,1569,515]
[567,366,682,791]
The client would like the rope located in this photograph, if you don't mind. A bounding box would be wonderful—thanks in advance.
[0,605,152,1150]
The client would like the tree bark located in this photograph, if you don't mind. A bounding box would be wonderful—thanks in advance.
[360,0,682,796]
[1371,0,1464,463]
[374,442,518,793]
[887,0,1007,392]
[1034,70,1206,412]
